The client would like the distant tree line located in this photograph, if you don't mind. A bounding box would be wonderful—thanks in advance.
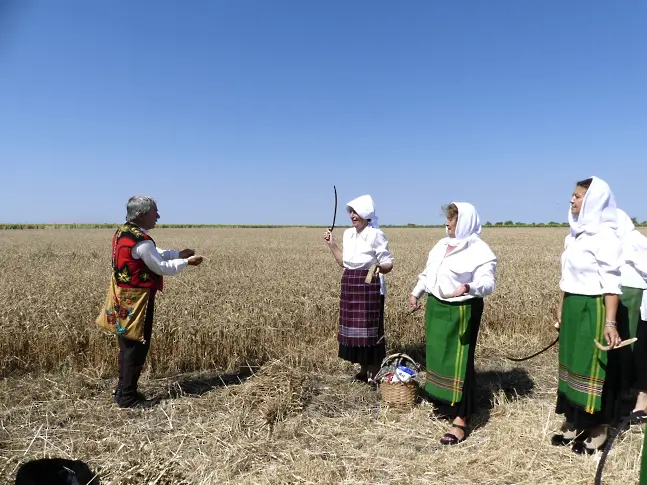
[2,219,646,230]
[479,217,646,227]
[405,217,646,228]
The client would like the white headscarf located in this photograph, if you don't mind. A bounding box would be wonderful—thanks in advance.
[616,208,637,240]
[568,176,618,236]
[346,195,379,229]
[443,201,496,268]
[446,202,481,246]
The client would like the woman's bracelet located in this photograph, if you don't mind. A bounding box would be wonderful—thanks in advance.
[605,321,617,328]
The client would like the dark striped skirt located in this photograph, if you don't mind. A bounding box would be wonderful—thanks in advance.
[337,268,385,365]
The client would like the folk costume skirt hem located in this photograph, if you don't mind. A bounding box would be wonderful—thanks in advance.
[423,294,483,420]
[556,293,624,428]
[337,268,386,367]
[338,340,386,366]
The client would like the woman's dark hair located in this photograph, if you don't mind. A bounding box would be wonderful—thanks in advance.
[442,203,459,219]
[576,178,593,189]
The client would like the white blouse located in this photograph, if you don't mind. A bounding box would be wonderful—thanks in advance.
[342,226,393,295]
[620,236,647,289]
[620,262,647,290]
[411,238,497,302]
[559,228,622,296]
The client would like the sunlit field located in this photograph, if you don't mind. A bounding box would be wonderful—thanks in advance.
[1,227,645,484]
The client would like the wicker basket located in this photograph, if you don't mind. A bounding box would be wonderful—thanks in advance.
[379,380,418,408]
[376,353,421,408]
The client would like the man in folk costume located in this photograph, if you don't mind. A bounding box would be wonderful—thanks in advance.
[614,209,647,420]
[409,202,497,444]
[99,196,204,408]
[323,195,394,382]
[552,177,624,454]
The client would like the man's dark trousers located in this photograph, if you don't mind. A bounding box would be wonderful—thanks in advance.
[117,295,155,407]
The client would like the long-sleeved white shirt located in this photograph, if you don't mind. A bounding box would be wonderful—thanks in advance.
[620,235,647,289]
[559,228,622,295]
[131,228,188,276]
[641,290,647,321]
[411,238,497,302]
[620,263,647,290]
[342,226,393,295]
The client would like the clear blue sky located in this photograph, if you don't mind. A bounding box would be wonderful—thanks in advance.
[1,0,645,225]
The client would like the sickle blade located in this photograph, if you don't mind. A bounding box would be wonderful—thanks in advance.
[329,185,337,231]
[505,335,560,362]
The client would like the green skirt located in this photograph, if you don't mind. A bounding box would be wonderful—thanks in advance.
[424,294,482,406]
[558,293,607,414]
[619,286,643,341]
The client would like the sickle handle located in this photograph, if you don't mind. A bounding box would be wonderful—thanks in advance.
[594,337,637,351]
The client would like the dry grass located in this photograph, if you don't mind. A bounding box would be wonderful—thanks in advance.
[1,227,645,484]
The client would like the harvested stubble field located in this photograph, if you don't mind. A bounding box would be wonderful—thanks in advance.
[1,227,646,485]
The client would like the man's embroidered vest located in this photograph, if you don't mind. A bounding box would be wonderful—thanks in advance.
[112,223,163,292]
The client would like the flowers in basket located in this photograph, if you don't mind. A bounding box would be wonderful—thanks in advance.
[373,353,425,385]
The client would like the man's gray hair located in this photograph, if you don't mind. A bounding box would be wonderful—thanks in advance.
[126,195,157,222]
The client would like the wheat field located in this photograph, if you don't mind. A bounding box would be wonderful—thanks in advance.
[1,227,645,484]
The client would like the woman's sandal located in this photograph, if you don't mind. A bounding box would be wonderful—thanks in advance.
[629,410,647,425]
[571,427,608,455]
[551,426,578,446]
[353,372,369,383]
[572,439,607,455]
[551,434,573,446]
[440,424,468,445]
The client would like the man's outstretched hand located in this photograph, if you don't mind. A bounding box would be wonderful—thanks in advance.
[187,255,204,266]
[179,249,196,259]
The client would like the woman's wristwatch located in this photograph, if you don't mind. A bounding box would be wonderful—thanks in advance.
[464,284,471,295]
